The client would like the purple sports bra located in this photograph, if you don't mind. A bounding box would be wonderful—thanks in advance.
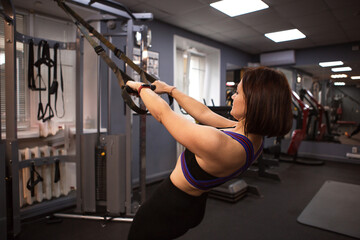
[181,131,263,190]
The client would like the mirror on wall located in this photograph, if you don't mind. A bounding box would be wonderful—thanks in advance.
[278,64,360,147]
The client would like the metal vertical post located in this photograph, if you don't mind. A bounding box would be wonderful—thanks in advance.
[75,30,84,212]
[0,7,6,239]
[0,142,6,240]
[139,100,147,205]
[107,36,112,135]
[139,28,148,204]
[2,0,21,237]
[125,19,134,216]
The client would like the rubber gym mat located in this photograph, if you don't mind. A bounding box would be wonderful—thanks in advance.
[297,180,360,239]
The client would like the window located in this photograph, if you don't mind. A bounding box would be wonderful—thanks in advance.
[188,54,206,102]
[0,14,29,131]
[174,35,220,110]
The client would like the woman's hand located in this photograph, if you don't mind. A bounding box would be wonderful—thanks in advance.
[126,80,175,96]
[126,81,143,93]
[153,80,174,95]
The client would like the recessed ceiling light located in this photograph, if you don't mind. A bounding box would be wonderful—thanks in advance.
[331,67,352,72]
[319,61,344,67]
[334,82,345,86]
[265,29,306,43]
[351,76,360,80]
[331,74,347,79]
[210,0,269,17]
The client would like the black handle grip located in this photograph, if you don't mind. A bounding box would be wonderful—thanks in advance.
[125,85,138,94]
[124,84,156,95]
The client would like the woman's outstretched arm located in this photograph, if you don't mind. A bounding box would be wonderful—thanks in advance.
[152,80,236,128]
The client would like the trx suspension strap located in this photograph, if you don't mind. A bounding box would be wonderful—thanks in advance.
[51,43,65,118]
[49,43,59,98]
[41,41,55,122]
[34,40,47,120]
[54,0,174,113]
[58,45,66,117]
[77,23,147,114]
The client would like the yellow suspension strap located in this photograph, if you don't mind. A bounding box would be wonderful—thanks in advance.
[54,0,173,106]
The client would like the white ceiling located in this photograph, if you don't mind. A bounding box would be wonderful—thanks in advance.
[10,0,360,84]
[117,0,360,54]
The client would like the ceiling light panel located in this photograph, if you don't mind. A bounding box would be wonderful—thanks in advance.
[265,29,306,43]
[319,61,343,67]
[210,0,269,17]
[351,76,360,80]
[331,67,352,72]
[331,74,347,78]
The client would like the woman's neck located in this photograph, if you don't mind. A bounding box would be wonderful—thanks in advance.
[233,118,263,144]
[233,119,246,134]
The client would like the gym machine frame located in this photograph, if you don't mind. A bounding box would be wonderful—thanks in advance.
[280,91,324,165]
[0,1,6,228]
[1,0,79,237]
[54,0,155,221]
[1,89,6,240]
[2,1,157,237]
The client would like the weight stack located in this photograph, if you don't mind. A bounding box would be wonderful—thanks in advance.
[95,144,107,201]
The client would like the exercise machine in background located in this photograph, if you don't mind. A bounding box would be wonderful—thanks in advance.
[299,89,339,143]
[280,91,324,165]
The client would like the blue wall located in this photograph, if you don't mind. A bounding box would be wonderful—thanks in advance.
[296,42,359,65]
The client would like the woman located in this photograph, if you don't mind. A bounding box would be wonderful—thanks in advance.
[126,66,293,239]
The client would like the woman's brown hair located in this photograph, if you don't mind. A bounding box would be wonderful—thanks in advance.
[242,66,293,137]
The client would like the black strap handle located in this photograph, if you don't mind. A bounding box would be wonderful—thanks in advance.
[37,102,45,120]
[42,103,55,122]
[54,159,61,183]
[26,163,43,197]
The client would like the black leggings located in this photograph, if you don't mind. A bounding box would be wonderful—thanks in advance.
[128,176,208,240]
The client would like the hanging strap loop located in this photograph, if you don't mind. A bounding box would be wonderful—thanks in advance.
[41,41,55,122]
[26,162,44,197]
[35,40,47,120]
